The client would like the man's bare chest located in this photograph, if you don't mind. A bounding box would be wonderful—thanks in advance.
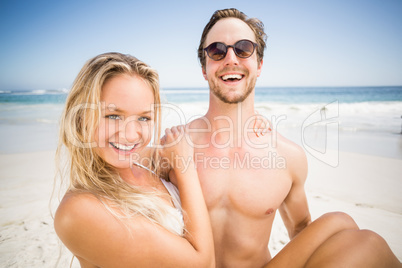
[194,147,292,217]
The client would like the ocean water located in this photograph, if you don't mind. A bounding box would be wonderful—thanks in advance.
[163,86,402,104]
[1,87,401,158]
[162,86,402,133]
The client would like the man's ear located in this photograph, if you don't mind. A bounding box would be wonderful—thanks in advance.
[257,59,263,77]
[202,67,208,80]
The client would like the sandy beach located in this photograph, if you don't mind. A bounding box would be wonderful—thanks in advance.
[0,144,401,267]
[1,0,401,265]
[1,86,402,267]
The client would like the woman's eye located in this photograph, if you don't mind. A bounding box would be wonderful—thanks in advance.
[106,115,121,120]
[138,116,151,122]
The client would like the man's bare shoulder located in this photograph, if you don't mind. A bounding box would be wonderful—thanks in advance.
[187,116,209,129]
[274,132,305,157]
[186,116,210,141]
[274,131,308,181]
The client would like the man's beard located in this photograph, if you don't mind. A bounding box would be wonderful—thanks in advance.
[209,75,257,104]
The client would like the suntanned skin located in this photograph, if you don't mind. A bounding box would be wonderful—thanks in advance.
[170,16,402,267]
[187,118,309,267]
[182,17,310,267]
[54,75,214,268]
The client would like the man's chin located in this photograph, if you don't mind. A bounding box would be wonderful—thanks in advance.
[219,96,245,104]
[213,89,252,104]
[210,79,255,104]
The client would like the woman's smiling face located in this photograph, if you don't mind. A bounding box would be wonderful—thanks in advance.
[95,74,154,170]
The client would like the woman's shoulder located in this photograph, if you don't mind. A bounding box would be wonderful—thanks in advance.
[54,191,149,264]
[57,191,99,206]
[54,191,106,239]
[57,191,100,209]
[53,190,200,267]
[55,191,101,217]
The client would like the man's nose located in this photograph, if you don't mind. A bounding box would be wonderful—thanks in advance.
[223,47,239,66]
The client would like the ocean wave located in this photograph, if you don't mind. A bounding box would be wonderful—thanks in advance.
[0,117,59,125]
[0,102,64,111]
[164,101,402,135]
[36,118,58,124]
[32,89,47,95]
[254,101,402,115]
[2,88,69,96]
[161,89,209,94]
[164,101,402,121]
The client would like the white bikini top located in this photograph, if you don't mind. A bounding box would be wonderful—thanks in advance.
[133,161,184,236]
[160,178,184,236]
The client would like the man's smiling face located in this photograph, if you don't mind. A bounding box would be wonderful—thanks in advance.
[202,18,263,104]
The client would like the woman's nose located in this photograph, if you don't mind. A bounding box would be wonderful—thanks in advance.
[120,117,141,142]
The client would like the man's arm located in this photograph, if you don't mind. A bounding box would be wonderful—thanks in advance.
[278,143,311,239]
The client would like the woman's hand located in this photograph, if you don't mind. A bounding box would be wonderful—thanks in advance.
[253,112,272,137]
[160,125,194,174]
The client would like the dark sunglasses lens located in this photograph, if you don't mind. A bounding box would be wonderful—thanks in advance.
[206,42,226,60]
[234,40,255,58]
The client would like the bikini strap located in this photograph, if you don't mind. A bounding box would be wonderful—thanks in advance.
[132,161,156,175]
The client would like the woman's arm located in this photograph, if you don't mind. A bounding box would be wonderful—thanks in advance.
[54,125,214,268]
[160,125,215,266]
[54,191,213,267]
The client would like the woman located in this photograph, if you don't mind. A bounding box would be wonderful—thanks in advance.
[54,52,214,267]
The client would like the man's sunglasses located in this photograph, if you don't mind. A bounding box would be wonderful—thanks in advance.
[204,39,258,61]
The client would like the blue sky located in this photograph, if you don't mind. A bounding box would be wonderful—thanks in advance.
[0,0,401,90]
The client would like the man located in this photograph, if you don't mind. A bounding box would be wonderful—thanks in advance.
[182,8,401,268]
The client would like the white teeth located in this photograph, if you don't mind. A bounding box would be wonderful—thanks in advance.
[110,143,135,151]
[222,74,242,81]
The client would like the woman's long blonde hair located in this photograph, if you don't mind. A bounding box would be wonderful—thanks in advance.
[56,52,183,235]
